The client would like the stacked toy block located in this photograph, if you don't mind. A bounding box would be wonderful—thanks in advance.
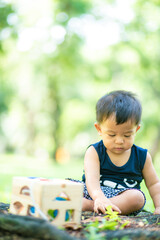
[10,177,83,226]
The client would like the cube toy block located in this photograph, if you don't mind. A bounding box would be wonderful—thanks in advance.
[10,177,83,226]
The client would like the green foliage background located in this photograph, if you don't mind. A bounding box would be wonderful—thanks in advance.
[0,0,160,210]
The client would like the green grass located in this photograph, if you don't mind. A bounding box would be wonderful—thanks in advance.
[141,156,160,213]
[0,153,159,213]
[0,154,83,203]
[141,181,154,212]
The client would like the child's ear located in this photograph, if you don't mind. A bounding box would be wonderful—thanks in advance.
[94,122,102,135]
[136,125,141,132]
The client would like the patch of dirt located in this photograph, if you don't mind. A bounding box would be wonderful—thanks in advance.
[65,211,160,239]
[1,203,160,240]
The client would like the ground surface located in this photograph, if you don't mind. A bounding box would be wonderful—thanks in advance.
[0,203,160,239]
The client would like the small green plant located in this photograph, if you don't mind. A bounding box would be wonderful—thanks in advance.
[84,205,130,239]
[84,219,105,240]
[98,219,118,231]
[104,205,120,221]
[98,206,120,231]
[84,226,105,240]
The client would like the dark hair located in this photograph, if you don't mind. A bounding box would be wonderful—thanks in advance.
[96,90,142,125]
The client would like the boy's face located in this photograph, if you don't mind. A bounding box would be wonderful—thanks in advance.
[95,115,140,155]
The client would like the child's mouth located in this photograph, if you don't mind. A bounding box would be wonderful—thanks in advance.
[115,147,124,151]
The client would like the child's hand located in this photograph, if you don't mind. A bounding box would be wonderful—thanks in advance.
[94,197,121,214]
[154,207,160,215]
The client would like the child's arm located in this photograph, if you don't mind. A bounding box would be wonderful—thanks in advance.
[84,146,121,214]
[142,152,160,214]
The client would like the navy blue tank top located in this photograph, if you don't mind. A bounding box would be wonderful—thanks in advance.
[82,140,147,190]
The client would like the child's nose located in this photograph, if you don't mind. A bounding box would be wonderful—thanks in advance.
[115,137,124,144]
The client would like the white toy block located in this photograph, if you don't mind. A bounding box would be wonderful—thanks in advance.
[10,177,83,226]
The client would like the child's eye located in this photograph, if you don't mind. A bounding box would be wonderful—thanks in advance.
[124,135,131,138]
[108,134,116,137]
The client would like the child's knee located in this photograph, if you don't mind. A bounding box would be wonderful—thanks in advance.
[128,190,145,209]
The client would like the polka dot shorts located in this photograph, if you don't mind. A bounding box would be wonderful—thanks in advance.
[66,178,146,216]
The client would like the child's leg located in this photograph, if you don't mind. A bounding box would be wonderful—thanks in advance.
[82,198,94,211]
[110,189,145,215]
[82,189,145,214]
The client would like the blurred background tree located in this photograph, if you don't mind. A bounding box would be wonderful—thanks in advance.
[0,0,160,164]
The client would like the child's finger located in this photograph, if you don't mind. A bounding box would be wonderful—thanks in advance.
[94,205,106,214]
[112,205,121,214]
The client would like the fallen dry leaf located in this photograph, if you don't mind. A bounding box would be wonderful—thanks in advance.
[62,222,82,230]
